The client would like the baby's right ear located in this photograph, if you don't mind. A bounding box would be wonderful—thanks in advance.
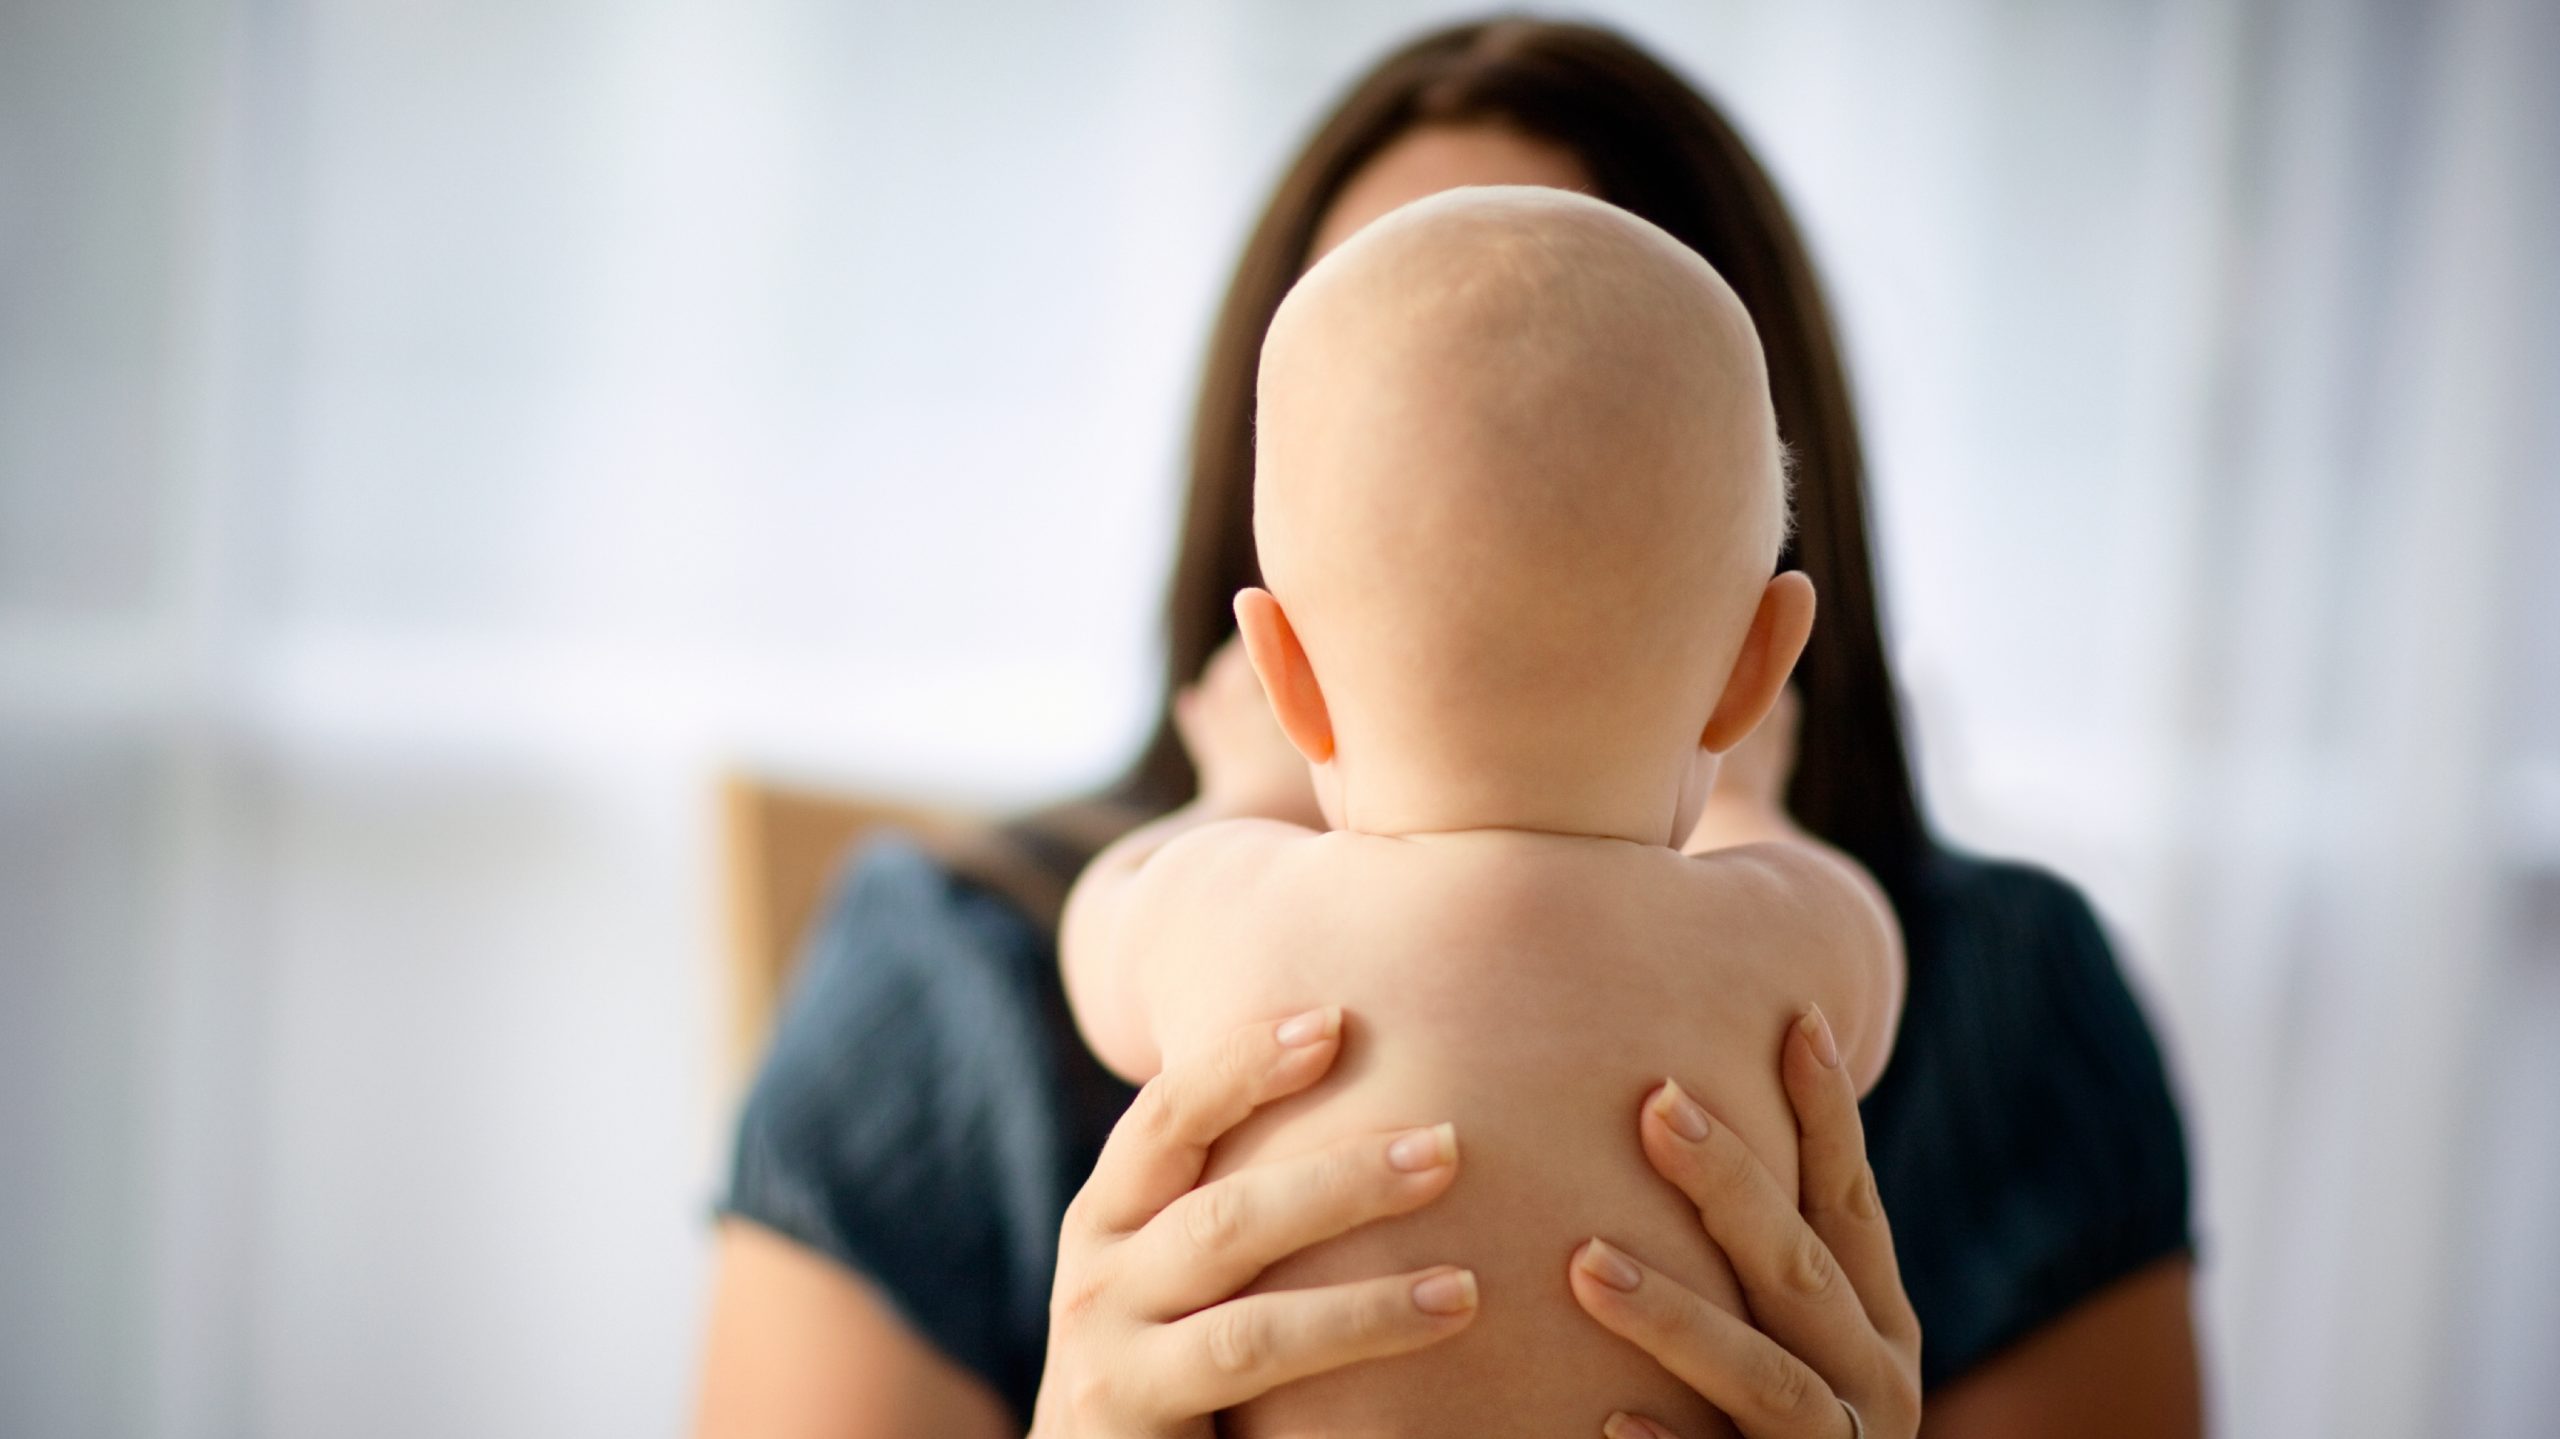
[1232,588,1336,764]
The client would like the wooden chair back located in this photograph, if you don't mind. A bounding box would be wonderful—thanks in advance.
[716,774,971,1074]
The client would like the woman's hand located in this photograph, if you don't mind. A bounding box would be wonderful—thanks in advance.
[1173,637,1324,829]
[1568,1006,1923,1439]
[1030,1007,1475,1439]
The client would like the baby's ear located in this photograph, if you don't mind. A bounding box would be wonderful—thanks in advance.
[1233,588,1335,764]
[1701,572,1816,753]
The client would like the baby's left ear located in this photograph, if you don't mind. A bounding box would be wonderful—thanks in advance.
[1701,571,1816,753]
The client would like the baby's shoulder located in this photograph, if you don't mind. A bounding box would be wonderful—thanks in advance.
[1674,839,1892,942]
[1134,816,1334,925]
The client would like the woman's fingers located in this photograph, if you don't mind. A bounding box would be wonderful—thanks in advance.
[1570,1239,1849,1438]
[1782,1007,1922,1355]
[1144,1265,1478,1416]
[1039,1008,1470,1436]
[1075,1007,1342,1236]
[1635,1073,1877,1395]
[1133,1122,1460,1316]
[1600,1010,1921,1439]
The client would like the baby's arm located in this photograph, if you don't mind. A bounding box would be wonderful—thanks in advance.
[1061,805,1310,1082]
[1067,632,1330,1081]
[1772,841,1905,1091]
[1689,828,1906,1094]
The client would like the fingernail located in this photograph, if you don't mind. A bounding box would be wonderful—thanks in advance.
[1800,1005,1841,1069]
[1411,1267,1478,1316]
[1651,1079,1712,1142]
[1387,1122,1457,1172]
[1603,1414,1661,1439]
[1276,1006,1340,1047]
[1577,1238,1642,1292]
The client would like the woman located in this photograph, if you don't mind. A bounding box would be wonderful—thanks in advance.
[696,18,2200,1439]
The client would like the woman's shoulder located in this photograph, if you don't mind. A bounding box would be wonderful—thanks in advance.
[738,834,1066,1150]
[766,830,1054,1021]
[1910,847,2117,957]
[720,829,1128,1423]
[1866,844,2194,1387]
[1894,847,2166,1049]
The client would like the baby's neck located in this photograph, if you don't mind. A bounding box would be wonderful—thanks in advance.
[1362,823,1672,858]
[1678,788,1804,855]
[1323,733,1702,849]
[1334,783,1685,850]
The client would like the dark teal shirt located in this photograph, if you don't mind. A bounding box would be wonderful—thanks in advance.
[723,835,2190,1423]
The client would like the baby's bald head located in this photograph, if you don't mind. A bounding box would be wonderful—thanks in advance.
[1250,186,1794,835]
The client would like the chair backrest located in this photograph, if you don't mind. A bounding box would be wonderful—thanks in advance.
[716,773,972,1075]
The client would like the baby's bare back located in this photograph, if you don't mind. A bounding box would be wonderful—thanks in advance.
[1174,833,1811,1439]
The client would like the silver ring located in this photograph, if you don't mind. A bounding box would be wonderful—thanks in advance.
[1839,1398,1866,1439]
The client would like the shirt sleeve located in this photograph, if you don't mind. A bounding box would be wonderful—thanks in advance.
[718,834,1082,1424]
[1862,855,2195,1387]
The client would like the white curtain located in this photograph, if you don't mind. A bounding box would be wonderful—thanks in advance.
[2,2,2551,1436]
[2116,2,2559,1434]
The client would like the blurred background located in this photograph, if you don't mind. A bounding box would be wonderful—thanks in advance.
[3,1,2554,1436]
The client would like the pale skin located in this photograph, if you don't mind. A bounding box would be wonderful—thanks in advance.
[691,123,2202,1439]
[1059,189,1906,1439]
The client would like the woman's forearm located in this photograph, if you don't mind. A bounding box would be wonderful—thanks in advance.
[695,1221,1018,1439]
[1916,1256,2202,1439]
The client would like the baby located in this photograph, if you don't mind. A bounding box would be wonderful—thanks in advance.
[1061,187,1904,1439]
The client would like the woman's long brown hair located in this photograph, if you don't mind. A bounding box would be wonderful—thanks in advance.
[966,15,1929,927]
